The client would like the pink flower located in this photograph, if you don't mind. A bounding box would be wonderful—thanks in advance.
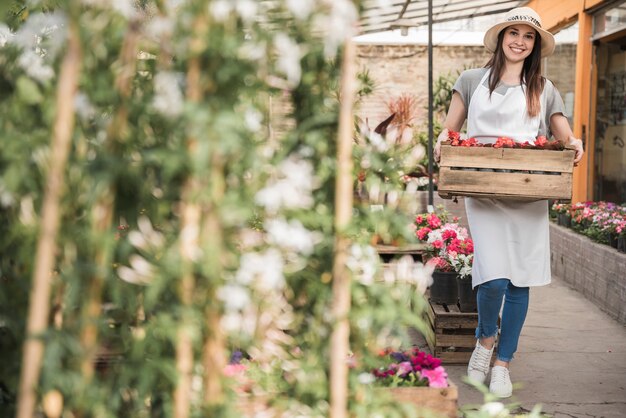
[223,364,247,377]
[397,361,412,376]
[432,240,444,249]
[421,366,448,388]
[416,227,431,241]
[426,213,441,229]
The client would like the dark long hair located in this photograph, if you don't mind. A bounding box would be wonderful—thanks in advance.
[485,28,545,117]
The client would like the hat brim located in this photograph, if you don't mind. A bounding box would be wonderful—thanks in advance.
[483,21,555,58]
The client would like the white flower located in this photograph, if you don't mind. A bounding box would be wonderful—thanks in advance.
[0,24,12,48]
[152,71,184,118]
[18,51,54,82]
[19,196,36,226]
[368,131,388,152]
[346,244,379,286]
[209,0,232,21]
[235,0,258,22]
[81,0,136,19]
[146,16,175,41]
[265,218,322,256]
[358,372,375,385]
[117,255,156,286]
[255,156,317,213]
[244,108,263,132]
[74,92,96,122]
[385,255,434,294]
[274,33,303,87]
[312,0,358,57]
[286,0,314,20]
[0,182,15,208]
[480,402,510,417]
[128,216,165,251]
[217,284,251,311]
[236,249,285,291]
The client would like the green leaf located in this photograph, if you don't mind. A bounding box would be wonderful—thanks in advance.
[16,76,43,105]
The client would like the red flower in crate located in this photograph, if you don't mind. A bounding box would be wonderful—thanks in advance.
[448,130,461,145]
[534,135,548,147]
[494,136,515,148]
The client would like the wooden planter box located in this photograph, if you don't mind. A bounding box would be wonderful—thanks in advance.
[438,144,575,201]
[380,383,458,418]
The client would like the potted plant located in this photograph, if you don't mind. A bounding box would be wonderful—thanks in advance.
[551,202,571,227]
[414,210,473,306]
[450,252,476,313]
[370,348,457,418]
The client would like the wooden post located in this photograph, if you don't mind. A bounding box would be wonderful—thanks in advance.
[16,21,82,418]
[79,22,140,382]
[329,38,357,418]
[173,11,206,418]
[201,156,226,405]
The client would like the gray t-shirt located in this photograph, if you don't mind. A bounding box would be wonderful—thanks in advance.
[452,68,566,137]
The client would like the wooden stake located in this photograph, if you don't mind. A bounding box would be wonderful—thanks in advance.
[173,12,206,418]
[16,21,82,418]
[79,22,140,382]
[201,156,226,405]
[329,38,357,418]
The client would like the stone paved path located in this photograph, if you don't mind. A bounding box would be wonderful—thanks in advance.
[444,276,626,418]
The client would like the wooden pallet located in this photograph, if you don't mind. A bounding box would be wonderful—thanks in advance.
[424,300,481,364]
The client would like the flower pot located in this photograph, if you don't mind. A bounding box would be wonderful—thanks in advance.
[456,276,477,313]
[379,384,458,418]
[557,213,571,227]
[618,236,626,253]
[430,271,458,305]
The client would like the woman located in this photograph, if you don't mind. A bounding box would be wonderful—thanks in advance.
[434,7,584,398]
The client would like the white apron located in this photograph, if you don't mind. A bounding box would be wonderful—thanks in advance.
[466,70,551,289]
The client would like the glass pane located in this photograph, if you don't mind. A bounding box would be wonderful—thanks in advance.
[594,1,626,36]
[593,40,626,203]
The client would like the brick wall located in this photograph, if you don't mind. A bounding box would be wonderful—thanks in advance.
[550,223,626,325]
[356,43,577,129]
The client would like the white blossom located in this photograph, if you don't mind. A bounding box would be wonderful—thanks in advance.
[274,33,303,87]
[12,12,66,52]
[128,216,165,251]
[117,255,156,286]
[358,372,375,385]
[209,0,232,21]
[286,0,314,20]
[152,71,184,118]
[0,24,12,48]
[17,51,54,83]
[346,244,379,286]
[236,249,285,291]
[146,16,175,41]
[19,196,36,226]
[480,402,510,418]
[81,0,136,19]
[255,155,317,213]
[244,108,263,132]
[313,0,358,57]
[265,218,322,256]
[0,182,15,208]
[74,92,96,122]
[217,284,251,311]
[384,255,434,294]
[235,0,258,22]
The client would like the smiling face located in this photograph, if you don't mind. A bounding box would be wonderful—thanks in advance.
[500,24,537,64]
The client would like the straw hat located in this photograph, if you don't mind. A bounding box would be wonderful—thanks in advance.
[483,7,555,58]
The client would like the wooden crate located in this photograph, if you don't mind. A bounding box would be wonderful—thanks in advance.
[438,144,576,201]
[424,301,481,365]
[380,383,458,418]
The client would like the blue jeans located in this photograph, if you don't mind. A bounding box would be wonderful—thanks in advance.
[475,278,529,362]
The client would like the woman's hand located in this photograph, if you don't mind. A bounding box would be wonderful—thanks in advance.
[434,128,449,163]
[568,136,584,165]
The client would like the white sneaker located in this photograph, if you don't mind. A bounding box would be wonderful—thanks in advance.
[467,340,494,384]
[489,365,513,398]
